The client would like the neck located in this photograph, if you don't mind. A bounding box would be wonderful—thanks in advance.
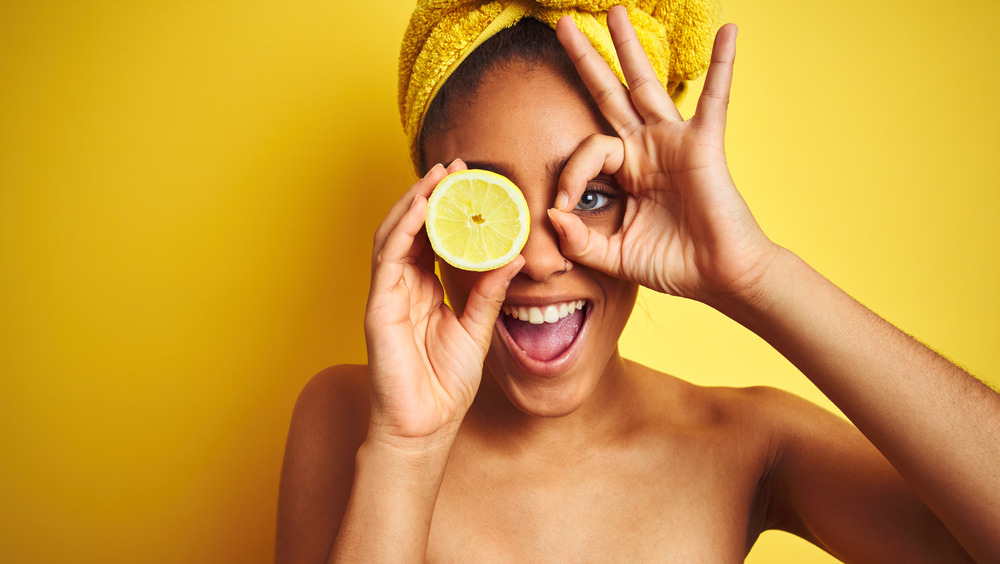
[466,351,636,455]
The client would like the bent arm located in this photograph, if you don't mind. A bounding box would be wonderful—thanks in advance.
[316,158,517,562]
[720,247,1000,562]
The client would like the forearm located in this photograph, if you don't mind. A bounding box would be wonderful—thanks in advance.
[717,247,1000,560]
[329,436,453,564]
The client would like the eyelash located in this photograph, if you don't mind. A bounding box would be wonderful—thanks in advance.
[573,184,618,215]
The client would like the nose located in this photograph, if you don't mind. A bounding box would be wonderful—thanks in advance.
[518,200,569,282]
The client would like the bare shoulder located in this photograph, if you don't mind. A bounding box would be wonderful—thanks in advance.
[629,361,828,433]
[723,383,850,432]
[292,364,371,434]
[283,364,372,462]
[718,384,969,561]
[276,365,371,564]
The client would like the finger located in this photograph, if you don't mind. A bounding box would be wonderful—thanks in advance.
[606,5,681,123]
[403,159,468,271]
[445,157,468,174]
[372,163,448,268]
[547,208,621,278]
[457,255,525,349]
[370,194,428,294]
[555,15,642,136]
[554,133,625,211]
[693,23,738,134]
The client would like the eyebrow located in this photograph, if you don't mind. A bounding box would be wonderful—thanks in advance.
[462,161,512,178]
[462,155,572,184]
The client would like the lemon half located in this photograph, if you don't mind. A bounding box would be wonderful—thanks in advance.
[425,169,530,272]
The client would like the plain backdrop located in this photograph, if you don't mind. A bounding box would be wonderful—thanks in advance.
[1,1,997,562]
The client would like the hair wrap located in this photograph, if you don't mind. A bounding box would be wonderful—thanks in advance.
[398,0,721,167]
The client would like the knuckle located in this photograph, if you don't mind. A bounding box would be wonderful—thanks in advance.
[619,121,643,138]
[592,85,618,107]
[628,74,656,92]
[616,34,641,50]
[583,132,611,148]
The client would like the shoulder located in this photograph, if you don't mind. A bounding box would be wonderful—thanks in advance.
[282,364,372,484]
[625,364,809,476]
[634,364,820,435]
[732,387,967,561]
[672,379,852,441]
[293,364,371,429]
[276,364,371,564]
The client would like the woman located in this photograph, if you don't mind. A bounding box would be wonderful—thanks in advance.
[277,2,999,562]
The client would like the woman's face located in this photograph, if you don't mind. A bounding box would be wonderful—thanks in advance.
[424,61,638,418]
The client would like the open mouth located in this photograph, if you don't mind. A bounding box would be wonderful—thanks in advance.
[499,300,587,362]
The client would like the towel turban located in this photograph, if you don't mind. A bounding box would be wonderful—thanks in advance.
[398,0,721,167]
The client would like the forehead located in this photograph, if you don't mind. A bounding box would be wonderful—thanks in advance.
[423,62,608,188]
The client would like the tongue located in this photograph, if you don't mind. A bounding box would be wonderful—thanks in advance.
[504,308,584,362]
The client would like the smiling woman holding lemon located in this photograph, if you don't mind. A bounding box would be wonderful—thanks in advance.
[275,1,1000,562]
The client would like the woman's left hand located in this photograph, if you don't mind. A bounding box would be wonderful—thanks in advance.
[549,7,778,305]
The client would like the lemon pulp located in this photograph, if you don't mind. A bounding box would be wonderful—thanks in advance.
[425,169,530,272]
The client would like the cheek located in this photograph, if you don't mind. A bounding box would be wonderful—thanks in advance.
[601,275,639,332]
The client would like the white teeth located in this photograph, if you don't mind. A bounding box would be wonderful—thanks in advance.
[543,306,559,323]
[504,300,586,325]
[528,307,544,324]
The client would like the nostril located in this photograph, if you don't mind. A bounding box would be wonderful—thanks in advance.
[518,228,572,281]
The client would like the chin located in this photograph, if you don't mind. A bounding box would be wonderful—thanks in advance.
[483,345,617,417]
[489,369,596,418]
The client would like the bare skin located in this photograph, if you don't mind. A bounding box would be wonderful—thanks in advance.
[276,7,998,563]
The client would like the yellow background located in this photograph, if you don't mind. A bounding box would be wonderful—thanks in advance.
[1,1,997,562]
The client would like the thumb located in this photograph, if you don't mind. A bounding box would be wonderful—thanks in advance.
[457,255,525,350]
[547,208,621,278]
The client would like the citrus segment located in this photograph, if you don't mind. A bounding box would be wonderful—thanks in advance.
[425,169,530,272]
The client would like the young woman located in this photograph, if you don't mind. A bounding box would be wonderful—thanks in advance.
[276,4,999,562]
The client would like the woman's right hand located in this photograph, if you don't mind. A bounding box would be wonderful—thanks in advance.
[364,158,525,448]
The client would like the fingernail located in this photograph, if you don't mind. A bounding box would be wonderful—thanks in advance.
[424,163,443,178]
[547,209,567,238]
[554,192,569,210]
[506,256,525,281]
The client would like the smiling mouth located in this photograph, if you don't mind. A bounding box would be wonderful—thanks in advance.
[500,300,587,362]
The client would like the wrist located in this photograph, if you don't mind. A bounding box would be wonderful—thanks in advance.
[363,419,460,468]
[702,242,790,323]
[700,240,795,312]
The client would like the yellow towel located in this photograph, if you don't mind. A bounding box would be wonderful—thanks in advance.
[398,0,721,166]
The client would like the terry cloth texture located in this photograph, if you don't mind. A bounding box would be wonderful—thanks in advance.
[398,0,721,167]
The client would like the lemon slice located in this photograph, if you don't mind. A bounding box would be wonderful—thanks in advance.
[425,169,530,272]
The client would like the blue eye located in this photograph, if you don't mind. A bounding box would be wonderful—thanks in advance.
[574,189,610,212]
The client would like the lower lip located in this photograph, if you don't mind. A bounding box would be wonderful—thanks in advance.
[493,305,590,376]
